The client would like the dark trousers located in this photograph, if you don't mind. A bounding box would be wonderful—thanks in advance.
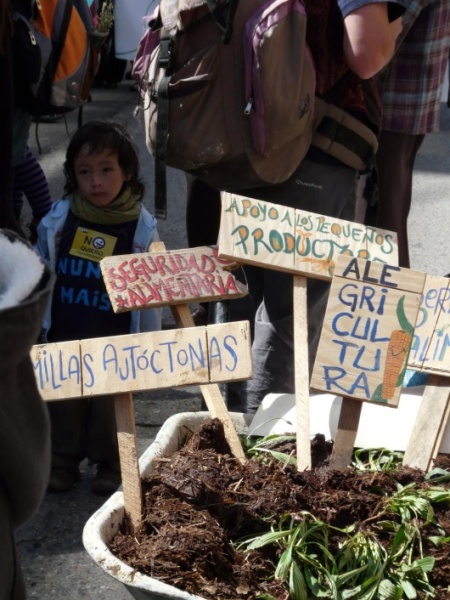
[376,130,425,268]
[48,395,120,472]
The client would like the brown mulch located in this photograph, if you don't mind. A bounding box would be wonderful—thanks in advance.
[110,419,450,600]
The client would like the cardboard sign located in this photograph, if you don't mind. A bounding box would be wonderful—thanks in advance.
[101,245,248,312]
[218,193,398,279]
[31,321,252,401]
[408,275,450,375]
[310,256,426,407]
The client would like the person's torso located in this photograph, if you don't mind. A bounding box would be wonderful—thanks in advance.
[48,210,138,342]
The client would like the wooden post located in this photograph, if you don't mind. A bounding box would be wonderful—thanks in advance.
[403,375,450,471]
[293,276,311,470]
[150,241,246,463]
[329,397,363,469]
[311,257,425,468]
[114,392,142,529]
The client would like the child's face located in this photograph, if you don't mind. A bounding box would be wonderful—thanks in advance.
[74,145,130,207]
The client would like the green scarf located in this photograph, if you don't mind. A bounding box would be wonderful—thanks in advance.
[69,188,141,225]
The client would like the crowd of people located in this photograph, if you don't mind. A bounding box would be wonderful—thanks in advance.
[1,0,450,598]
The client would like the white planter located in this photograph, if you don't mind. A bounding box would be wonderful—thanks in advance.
[83,411,252,600]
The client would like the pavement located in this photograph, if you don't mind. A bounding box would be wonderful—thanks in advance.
[15,80,450,599]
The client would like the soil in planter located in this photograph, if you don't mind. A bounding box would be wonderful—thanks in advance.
[110,419,450,600]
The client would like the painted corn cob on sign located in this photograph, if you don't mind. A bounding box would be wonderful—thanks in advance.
[310,256,426,407]
[218,193,398,278]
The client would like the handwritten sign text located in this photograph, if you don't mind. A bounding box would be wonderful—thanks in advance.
[311,256,425,406]
[101,245,248,313]
[31,321,252,401]
[218,193,398,280]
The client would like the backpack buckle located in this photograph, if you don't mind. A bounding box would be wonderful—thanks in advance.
[158,34,173,70]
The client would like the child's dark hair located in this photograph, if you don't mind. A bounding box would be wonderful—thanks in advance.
[63,121,145,200]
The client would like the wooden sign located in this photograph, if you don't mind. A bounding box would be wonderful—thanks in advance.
[402,276,450,471]
[32,340,82,401]
[407,274,450,375]
[100,245,248,313]
[310,256,426,407]
[218,193,398,278]
[31,321,252,401]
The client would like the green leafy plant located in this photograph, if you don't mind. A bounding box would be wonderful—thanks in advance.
[242,433,298,467]
[353,448,404,472]
[96,1,114,34]
[235,437,450,599]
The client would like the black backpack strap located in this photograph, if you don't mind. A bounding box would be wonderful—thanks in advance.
[154,32,174,220]
[312,71,379,171]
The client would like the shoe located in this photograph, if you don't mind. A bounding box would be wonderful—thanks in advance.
[92,465,121,496]
[47,467,80,493]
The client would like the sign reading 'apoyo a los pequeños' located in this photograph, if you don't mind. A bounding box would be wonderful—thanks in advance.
[218,192,397,279]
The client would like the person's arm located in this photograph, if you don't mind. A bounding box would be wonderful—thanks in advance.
[343,3,403,79]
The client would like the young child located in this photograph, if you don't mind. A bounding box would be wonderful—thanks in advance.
[36,121,161,495]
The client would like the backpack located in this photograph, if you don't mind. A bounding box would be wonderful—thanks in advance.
[11,0,100,118]
[137,0,378,219]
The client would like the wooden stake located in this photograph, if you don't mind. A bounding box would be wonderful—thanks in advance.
[114,392,142,529]
[403,374,450,471]
[293,276,311,470]
[150,241,246,463]
[329,397,363,469]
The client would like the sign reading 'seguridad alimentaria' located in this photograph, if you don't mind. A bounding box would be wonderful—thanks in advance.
[30,321,252,401]
[101,245,248,313]
[218,193,398,279]
[310,256,426,407]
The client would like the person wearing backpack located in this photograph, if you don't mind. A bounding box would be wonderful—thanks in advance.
[35,121,162,494]
[183,0,406,413]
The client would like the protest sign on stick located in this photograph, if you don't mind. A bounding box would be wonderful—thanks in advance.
[31,321,252,527]
[31,240,252,528]
[218,192,399,469]
[402,275,450,471]
[101,245,248,312]
[310,255,426,468]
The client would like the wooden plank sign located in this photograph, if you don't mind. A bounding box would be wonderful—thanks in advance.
[30,321,252,401]
[407,274,450,375]
[100,245,248,313]
[31,340,82,401]
[218,193,399,278]
[402,275,450,471]
[218,193,398,470]
[310,256,426,407]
